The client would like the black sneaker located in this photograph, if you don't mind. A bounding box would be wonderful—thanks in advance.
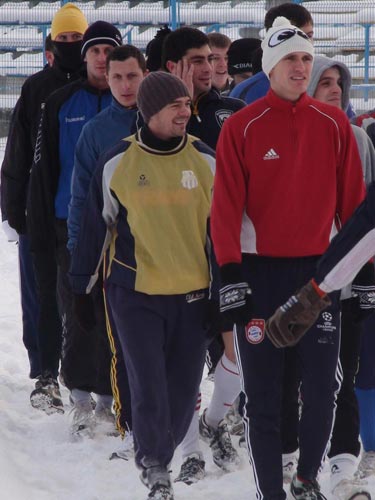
[174,453,205,485]
[148,482,174,500]
[291,473,327,500]
[30,374,64,414]
[199,409,240,471]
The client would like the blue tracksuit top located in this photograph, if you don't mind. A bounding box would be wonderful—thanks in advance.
[68,98,141,252]
[55,84,112,220]
[229,71,269,103]
[27,79,112,252]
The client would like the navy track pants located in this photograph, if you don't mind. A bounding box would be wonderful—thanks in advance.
[18,234,41,378]
[106,284,209,469]
[235,255,341,500]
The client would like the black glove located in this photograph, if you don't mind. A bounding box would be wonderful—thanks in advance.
[351,262,375,322]
[7,209,27,235]
[265,280,332,348]
[73,293,96,332]
[219,263,253,325]
[203,300,223,338]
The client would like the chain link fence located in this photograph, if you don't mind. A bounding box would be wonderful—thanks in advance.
[1,0,375,136]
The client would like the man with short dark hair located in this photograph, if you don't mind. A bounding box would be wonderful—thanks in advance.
[163,26,244,150]
[67,44,147,443]
[145,25,171,72]
[163,26,245,480]
[207,32,231,92]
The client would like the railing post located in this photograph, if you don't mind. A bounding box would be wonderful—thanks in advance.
[363,23,370,102]
[41,24,48,67]
[169,0,179,30]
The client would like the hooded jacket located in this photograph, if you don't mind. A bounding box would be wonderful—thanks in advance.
[27,78,112,253]
[188,88,245,150]
[0,62,83,231]
[307,55,375,187]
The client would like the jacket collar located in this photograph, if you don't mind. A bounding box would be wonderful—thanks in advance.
[265,88,312,111]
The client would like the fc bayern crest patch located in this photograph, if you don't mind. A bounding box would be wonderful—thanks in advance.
[245,319,265,344]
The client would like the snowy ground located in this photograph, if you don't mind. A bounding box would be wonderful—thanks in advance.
[0,145,375,500]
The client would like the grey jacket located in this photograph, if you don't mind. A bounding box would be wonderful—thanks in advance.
[308,55,375,186]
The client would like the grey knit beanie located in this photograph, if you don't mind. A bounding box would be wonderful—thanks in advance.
[137,71,190,123]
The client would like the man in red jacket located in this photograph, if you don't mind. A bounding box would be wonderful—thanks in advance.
[211,16,366,500]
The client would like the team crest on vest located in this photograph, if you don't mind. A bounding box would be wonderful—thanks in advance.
[215,109,233,128]
[181,170,198,189]
[245,319,265,344]
[138,174,150,186]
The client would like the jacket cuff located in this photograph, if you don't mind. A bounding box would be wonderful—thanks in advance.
[311,278,327,298]
[220,263,243,285]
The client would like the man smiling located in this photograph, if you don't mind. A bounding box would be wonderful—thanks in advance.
[163,27,244,150]
[69,71,217,500]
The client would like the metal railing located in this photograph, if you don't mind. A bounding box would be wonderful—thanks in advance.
[0,0,374,135]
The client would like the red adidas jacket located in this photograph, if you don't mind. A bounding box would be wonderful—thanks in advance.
[211,89,366,266]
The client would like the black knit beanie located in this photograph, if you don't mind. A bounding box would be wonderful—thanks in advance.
[227,38,262,76]
[81,21,122,59]
[137,71,190,123]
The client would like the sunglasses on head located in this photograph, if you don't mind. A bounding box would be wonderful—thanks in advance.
[268,28,310,48]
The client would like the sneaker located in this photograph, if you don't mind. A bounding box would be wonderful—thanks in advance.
[95,406,119,436]
[140,465,173,499]
[69,401,96,438]
[332,478,371,500]
[283,452,298,484]
[199,409,240,471]
[69,393,96,410]
[174,453,205,485]
[357,451,375,479]
[109,431,134,461]
[291,473,327,500]
[225,399,244,436]
[148,482,174,499]
[239,435,246,448]
[30,374,64,415]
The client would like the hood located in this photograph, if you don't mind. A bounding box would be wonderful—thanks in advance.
[307,55,351,112]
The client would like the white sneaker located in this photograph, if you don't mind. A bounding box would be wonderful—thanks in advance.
[95,406,119,436]
[70,401,96,438]
[109,431,134,461]
[282,452,298,484]
[357,451,375,479]
[332,478,371,500]
[225,397,244,436]
[174,453,205,484]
